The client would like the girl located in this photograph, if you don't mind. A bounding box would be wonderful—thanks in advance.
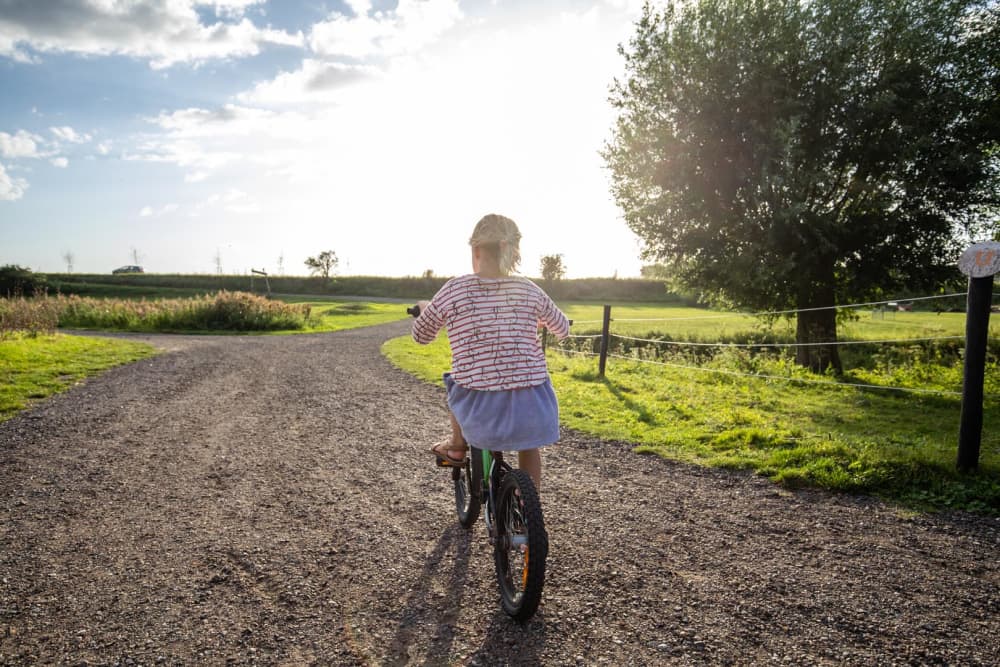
[411,214,570,491]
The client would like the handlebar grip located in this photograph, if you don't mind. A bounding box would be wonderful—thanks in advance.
[407,305,421,317]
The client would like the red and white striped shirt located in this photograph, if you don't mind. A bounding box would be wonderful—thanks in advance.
[412,274,570,391]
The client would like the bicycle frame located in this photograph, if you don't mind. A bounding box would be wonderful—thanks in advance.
[480,448,498,538]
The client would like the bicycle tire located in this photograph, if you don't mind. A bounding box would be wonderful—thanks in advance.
[453,448,481,529]
[493,469,547,622]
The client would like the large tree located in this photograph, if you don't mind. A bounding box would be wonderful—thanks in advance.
[605,0,999,371]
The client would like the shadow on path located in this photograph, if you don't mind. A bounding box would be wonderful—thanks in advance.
[385,523,472,666]
[469,607,547,666]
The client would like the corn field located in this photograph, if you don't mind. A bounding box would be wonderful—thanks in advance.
[0,291,312,337]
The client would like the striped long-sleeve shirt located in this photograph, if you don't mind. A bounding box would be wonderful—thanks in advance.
[412,274,570,391]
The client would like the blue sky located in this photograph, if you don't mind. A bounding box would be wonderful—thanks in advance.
[0,0,645,278]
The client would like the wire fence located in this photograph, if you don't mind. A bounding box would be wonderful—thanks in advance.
[547,292,989,398]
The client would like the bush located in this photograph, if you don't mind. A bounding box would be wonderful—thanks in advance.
[0,295,59,338]
[49,291,311,332]
[0,265,48,297]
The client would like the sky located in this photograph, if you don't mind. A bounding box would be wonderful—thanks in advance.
[0,0,648,279]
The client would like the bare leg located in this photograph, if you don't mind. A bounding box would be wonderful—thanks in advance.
[431,411,468,463]
[517,449,542,492]
[449,411,467,448]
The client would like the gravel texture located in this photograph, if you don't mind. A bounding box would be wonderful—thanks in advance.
[1,321,998,666]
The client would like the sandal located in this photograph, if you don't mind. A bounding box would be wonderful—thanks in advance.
[430,440,468,466]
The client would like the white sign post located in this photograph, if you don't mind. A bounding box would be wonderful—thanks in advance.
[957,242,998,471]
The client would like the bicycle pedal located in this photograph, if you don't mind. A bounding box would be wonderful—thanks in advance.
[436,456,460,468]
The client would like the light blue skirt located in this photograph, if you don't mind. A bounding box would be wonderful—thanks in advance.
[444,373,560,452]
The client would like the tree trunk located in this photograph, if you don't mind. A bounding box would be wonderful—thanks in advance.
[795,308,842,373]
[794,265,842,374]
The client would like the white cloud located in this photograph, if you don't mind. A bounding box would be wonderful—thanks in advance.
[0,162,28,201]
[602,0,647,12]
[50,126,91,143]
[0,130,42,158]
[191,188,259,216]
[309,0,462,59]
[0,0,303,69]
[125,104,315,177]
[185,171,209,182]
[96,141,112,155]
[205,0,266,18]
[140,203,179,217]
[239,59,377,106]
[221,189,259,214]
[50,157,68,168]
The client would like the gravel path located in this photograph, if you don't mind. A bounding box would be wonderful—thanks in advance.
[1,321,998,666]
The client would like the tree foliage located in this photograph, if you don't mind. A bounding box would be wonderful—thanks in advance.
[605,0,999,370]
[540,254,567,282]
[0,265,48,296]
[305,250,339,279]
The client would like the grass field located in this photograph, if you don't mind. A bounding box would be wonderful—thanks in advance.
[382,301,1000,514]
[562,302,994,340]
[298,301,408,333]
[0,334,158,423]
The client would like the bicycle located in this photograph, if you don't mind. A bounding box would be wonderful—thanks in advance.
[407,305,548,622]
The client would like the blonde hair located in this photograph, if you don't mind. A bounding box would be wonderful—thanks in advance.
[469,214,522,275]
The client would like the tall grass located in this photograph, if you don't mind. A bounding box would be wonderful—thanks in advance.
[1,291,312,333]
[0,293,59,338]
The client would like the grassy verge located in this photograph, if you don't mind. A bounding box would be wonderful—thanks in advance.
[0,333,158,423]
[381,334,1000,515]
[296,301,408,333]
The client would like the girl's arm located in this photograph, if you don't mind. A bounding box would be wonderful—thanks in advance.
[538,293,570,341]
[412,298,446,345]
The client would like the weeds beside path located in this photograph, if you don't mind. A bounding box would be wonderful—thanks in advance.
[1,322,998,665]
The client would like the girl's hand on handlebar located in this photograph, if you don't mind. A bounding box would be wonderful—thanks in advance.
[407,300,432,317]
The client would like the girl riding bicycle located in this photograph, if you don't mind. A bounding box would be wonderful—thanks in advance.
[411,214,570,491]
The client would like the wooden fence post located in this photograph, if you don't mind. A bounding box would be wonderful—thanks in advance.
[957,242,1000,472]
[598,305,612,378]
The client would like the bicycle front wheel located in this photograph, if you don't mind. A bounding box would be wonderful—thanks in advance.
[452,448,481,529]
[493,469,547,622]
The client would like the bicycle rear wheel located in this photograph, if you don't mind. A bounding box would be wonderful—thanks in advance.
[452,448,481,528]
[493,469,547,622]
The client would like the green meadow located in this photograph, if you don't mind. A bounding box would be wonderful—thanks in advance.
[0,333,159,423]
[561,301,990,340]
[383,302,1000,515]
